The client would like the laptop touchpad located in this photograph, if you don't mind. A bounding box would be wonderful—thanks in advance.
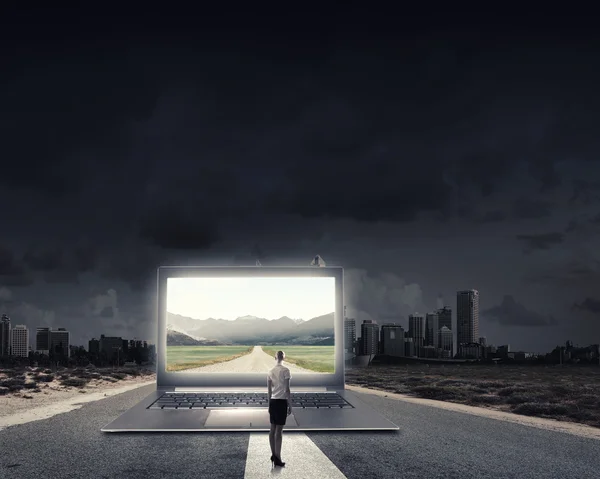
[205,410,298,428]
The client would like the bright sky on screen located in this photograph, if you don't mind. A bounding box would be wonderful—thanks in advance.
[167,277,335,320]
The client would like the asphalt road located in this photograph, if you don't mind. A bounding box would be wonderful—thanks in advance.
[1,384,599,479]
[183,346,318,374]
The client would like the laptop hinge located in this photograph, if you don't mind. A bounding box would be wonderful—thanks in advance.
[173,387,330,392]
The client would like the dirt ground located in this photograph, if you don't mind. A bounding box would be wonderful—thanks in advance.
[346,363,600,428]
[0,365,155,417]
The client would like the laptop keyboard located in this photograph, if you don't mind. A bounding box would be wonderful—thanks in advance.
[148,392,354,410]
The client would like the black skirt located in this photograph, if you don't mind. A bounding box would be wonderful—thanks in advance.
[268,399,288,425]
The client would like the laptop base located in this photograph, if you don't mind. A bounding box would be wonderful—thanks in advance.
[101,390,399,432]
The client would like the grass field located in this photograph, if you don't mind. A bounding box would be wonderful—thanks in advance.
[166,346,253,371]
[346,363,600,428]
[262,345,334,373]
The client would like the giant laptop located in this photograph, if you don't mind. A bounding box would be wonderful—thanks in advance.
[101,266,399,431]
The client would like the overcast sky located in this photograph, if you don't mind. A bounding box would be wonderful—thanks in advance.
[1,7,599,353]
[167,277,335,321]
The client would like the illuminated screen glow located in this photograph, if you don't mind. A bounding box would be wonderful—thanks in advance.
[166,277,336,374]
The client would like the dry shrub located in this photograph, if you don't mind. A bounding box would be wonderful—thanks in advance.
[411,385,467,401]
[60,377,90,387]
[512,402,568,417]
[470,395,504,405]
[0,378,25,388]
[23,382,38,389]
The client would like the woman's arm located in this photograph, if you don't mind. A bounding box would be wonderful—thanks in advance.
[267,377,272,400]
[285,378,291,413]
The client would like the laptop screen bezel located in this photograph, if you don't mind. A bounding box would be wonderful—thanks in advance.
[156,266,345,389]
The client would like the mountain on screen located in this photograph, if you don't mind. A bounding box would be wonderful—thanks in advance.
[166,328,225,346]
[166,312,333,345]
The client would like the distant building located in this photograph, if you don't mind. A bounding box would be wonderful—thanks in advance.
[380,324,405,357]
[457,290,479,346]
[344,318,356,353]
[421,345,437,359]
[408,313,426,356]
[496,345,511,357]
[10,325,29,357]
[439,326,453,358]
[404,337,415,357]
[426,312,440,347]
[88,338,100,355]
[51,328,70,358]
[360,320,379,355]
[99,334,123,360]
[479,336,487,347]
[0,314,10,357]
[437,306,452,331]
[36,327,52,354]
[459,342,481,359]
[148,344,156,363]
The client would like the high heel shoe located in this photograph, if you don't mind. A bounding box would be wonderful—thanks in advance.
[270,455,275,465]
[273,456,285,467]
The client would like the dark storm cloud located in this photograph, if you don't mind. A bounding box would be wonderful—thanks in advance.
[569,179,600,206]
[0,24,163,199]
[138,206,220,250]
[476,210,507,223]
[2,26,600,236]
[0,246,33,287]
[565,220,578,233]
[344,269,427,325]
[572,298,600,315]
[515,232,564,253]
[99,245,167,292]
[21,244,98,284]
[99,306,115,318]
[482,295,556,326]
[511,197,554,219]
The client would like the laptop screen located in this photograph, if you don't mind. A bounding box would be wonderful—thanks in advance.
[165,276,335,374]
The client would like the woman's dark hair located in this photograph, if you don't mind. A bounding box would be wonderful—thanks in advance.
[276,350,285,361]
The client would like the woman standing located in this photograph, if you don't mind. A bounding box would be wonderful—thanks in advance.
[267,350,292,467]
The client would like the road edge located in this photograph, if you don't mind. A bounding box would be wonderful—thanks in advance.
[346,384,600,441]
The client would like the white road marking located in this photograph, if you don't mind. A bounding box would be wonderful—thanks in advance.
[244,433,347,478]
[0,380,156,431]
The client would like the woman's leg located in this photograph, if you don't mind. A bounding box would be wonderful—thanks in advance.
[269,423,276,456]
[275,424,284,459]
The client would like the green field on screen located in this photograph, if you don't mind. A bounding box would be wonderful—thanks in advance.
[262,345,334,373]
[166,346,253,371]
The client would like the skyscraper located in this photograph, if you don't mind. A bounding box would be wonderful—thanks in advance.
[11,325,29,358]
[380,323,405,357]
[425,312,439,347]
[408,313,426,356]
[440,326,453,358]
[0,314,11,357]
[36,327,52,354]
[437,306,452,330]
[360,320,379,355]
[457,290,479,345]
[344,317,356,353]
[51,328,71,358]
